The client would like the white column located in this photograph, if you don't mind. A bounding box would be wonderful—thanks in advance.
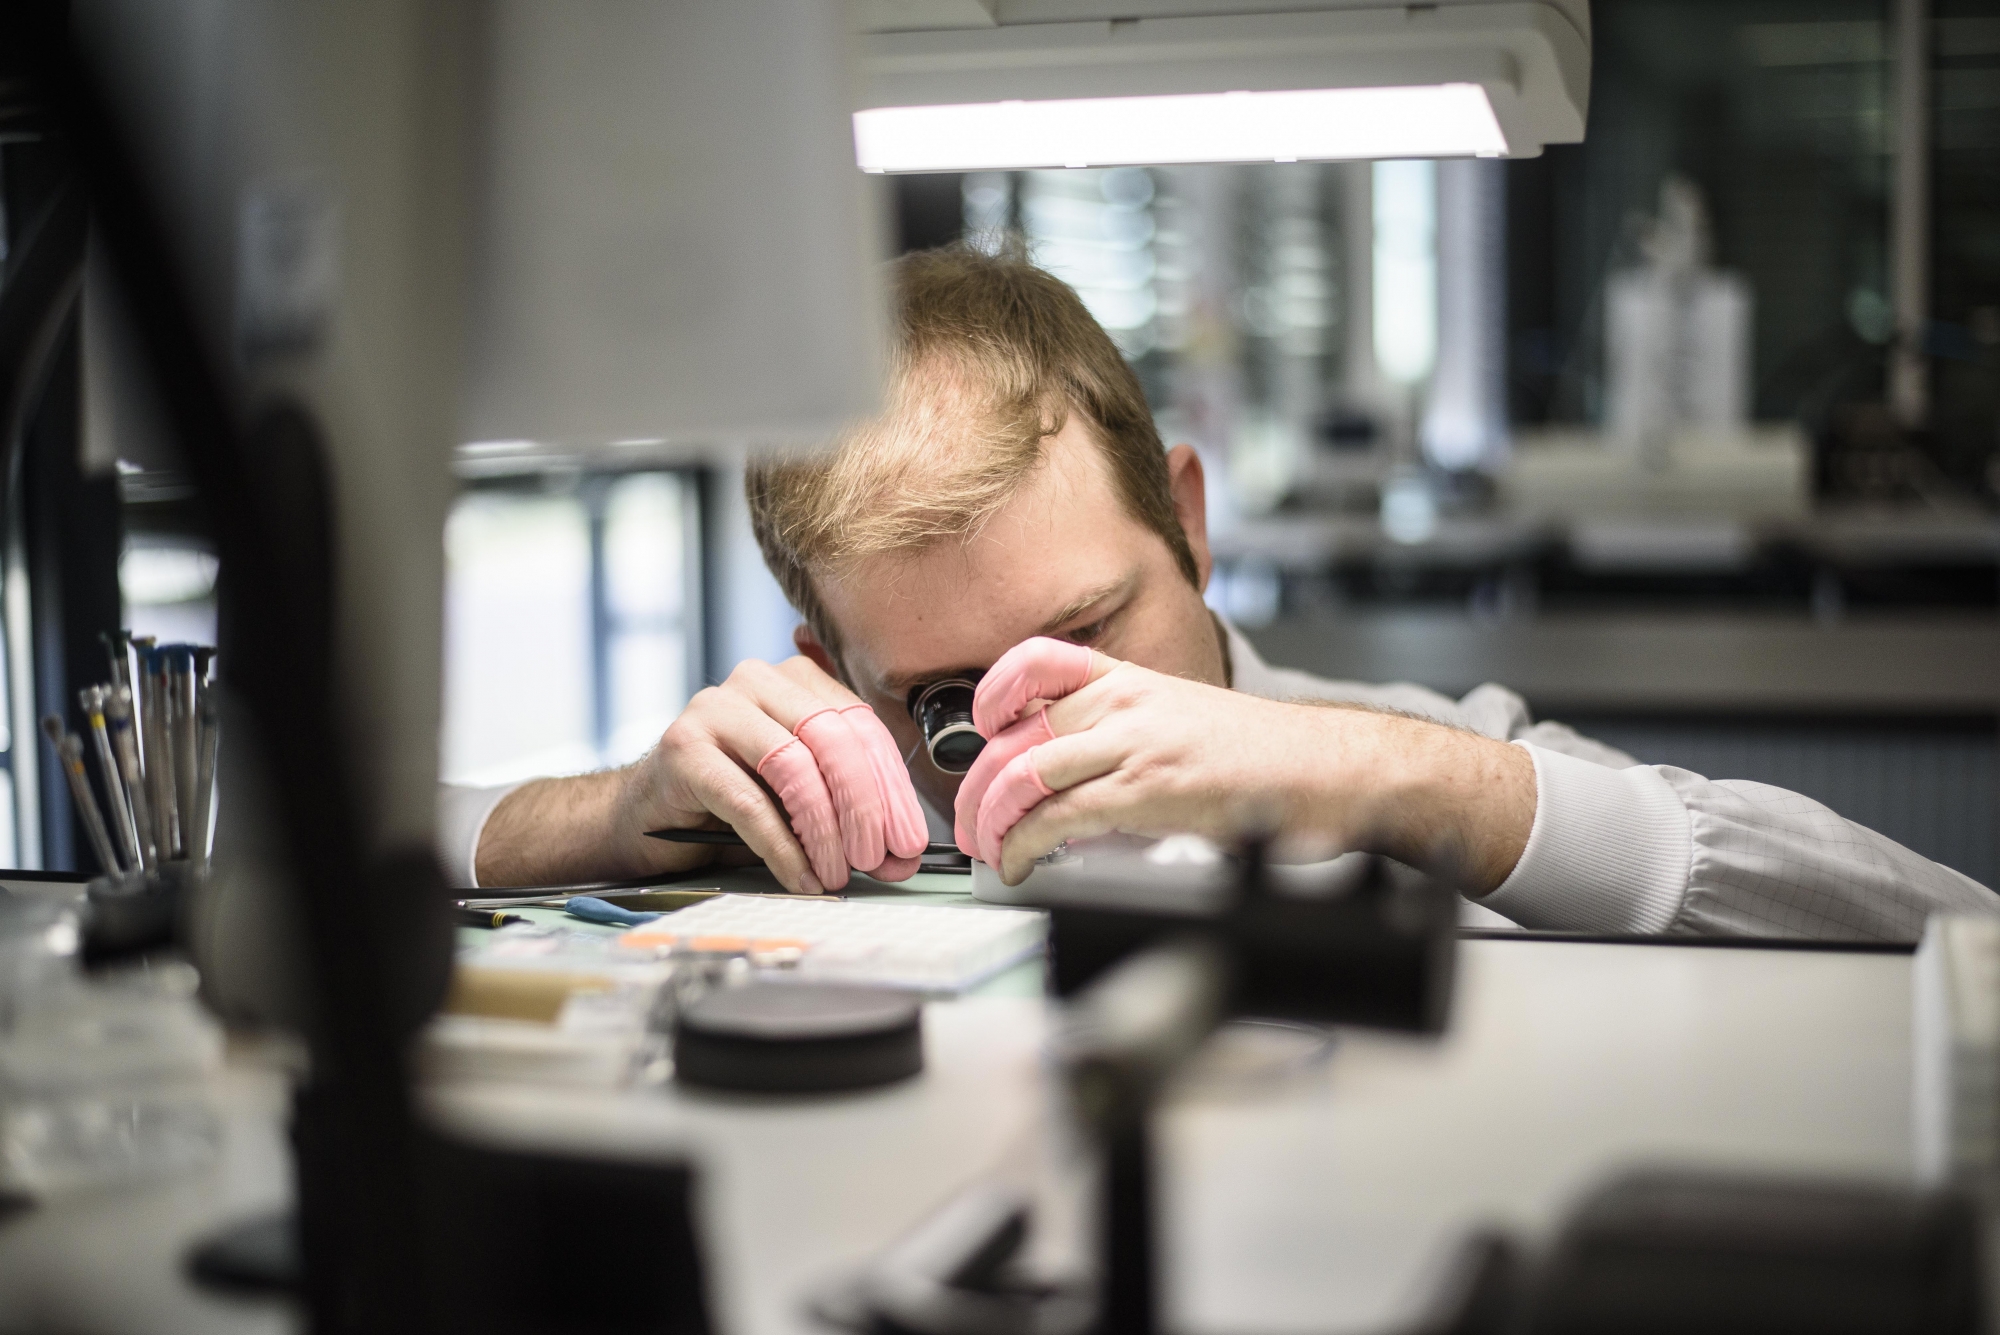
[1423,157,1509,472]
[1372,158,1438,458]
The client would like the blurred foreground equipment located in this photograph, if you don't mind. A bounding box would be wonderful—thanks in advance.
[840,845,1981,1335]
[16,0,883,1327]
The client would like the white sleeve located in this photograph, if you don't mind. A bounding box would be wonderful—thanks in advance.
[436,783,524,889]
[1659,768,1999,940]
[1479,743,1689,933]
[1477,742,2000,942]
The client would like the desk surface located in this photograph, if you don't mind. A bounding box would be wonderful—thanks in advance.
[1169,938,1913,1331]
[431,931,1916,1335]
[0,891,1919,1335]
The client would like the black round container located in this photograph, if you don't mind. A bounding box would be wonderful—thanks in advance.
[673,982,923,1093]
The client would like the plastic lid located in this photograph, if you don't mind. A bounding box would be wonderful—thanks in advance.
[674,982,923,1093]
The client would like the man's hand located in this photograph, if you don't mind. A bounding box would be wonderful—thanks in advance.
[476,657,928,892]
[953,637,1537,891]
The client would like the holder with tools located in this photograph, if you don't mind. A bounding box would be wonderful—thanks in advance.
[39,631,219,882]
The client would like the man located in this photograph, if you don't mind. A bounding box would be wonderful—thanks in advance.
[441,244,1994,941]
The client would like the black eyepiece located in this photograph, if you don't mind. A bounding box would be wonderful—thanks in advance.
[908,677,985,774]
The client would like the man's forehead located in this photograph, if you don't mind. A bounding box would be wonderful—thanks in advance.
[839,569,1133,696]
[813,410,1148,694]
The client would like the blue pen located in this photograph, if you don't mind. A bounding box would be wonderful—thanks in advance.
[563,895,664,927]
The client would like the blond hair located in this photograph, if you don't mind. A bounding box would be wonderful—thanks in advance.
[747,241,1198,664]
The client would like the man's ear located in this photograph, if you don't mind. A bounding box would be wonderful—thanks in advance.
[1165,444,1213,592]
[793,623,841,679]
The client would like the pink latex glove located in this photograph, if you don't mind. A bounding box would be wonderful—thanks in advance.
[972,637,1099,738]
[954,637,1108,861]
[964,714,1059,866]
[839,703,930,878]
[756,737,846,888]
[759,705,929,889]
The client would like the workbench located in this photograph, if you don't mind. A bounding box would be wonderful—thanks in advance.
[0,868,1919,1334]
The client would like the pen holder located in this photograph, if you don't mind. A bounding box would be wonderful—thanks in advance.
[50,636,222,887]
[82,862,197,967]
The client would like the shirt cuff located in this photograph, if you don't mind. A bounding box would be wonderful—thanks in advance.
[436,782,525,889]
[1478,743,1691,934]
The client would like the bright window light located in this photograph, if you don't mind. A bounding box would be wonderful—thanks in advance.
[1373,159,1438,385]
[854,83,1507,173]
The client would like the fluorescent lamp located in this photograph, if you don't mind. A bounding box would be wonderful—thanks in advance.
[854,82,1507,173]
[858,6,1590,165]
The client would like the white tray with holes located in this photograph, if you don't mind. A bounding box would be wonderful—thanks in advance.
[640,894,1047,993]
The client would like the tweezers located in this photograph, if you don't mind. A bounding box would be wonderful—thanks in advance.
[647,827,965,859]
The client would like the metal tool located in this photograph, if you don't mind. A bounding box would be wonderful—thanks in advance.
[42,716,122,876]
[141,648,181,858]
[456,887,757,912]
[192,689,220,867]
[127,634,155,773]
[102,629,133,694]
[647,826,964,859]
[79,686,142,872]
[167,645,200,854]
[104,685,159,873]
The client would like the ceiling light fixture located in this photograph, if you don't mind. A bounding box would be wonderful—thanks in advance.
[855,82,1507,173]
[855,3,1590,170]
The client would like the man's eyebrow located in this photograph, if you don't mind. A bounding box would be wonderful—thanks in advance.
[875,579,1132,696]
[1034,578,1128,638]
[881,663,985,696]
